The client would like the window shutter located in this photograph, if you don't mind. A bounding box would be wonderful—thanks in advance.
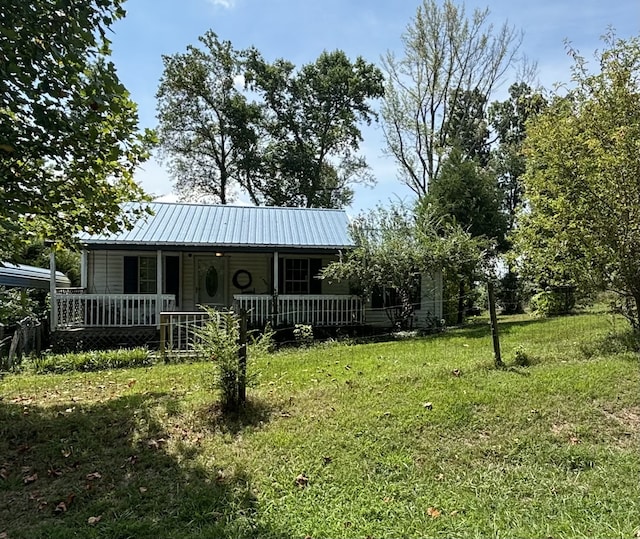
[165,256,180,306]
[123,256,138,294]
[371,285,384,309]
[309,258,322,294]
[278,257,284,294]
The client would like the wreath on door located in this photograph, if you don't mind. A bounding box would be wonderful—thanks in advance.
[232,269,252,290]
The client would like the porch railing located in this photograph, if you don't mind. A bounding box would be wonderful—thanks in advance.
[53,293,175,329]
[233,294,363,327]
[159,311,211,356]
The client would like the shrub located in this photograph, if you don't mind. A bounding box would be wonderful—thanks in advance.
[31,348,152,374]
[293,324,314,347]
[194,308,272,412]
[529,287,575,316]
[513,345,532,367]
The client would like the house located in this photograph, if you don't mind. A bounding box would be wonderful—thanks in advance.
[50,202,443,346]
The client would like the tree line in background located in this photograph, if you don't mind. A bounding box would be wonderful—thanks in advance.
[1,0,639,332]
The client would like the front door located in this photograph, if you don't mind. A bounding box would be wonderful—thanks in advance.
[195,257,226,307]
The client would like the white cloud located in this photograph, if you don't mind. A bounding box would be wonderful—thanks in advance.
[207,0,235,8]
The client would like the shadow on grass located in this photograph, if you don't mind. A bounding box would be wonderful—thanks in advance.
[197,396,283,436]
[0,393,287,539]
[438,316,549,340]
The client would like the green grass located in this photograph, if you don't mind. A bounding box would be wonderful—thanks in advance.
[0,312,638,538]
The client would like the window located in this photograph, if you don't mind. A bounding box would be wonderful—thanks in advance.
[139,257,156,293]
[277,258,323,295]
[123,255,180,303]
[371,276,422,310]
[284,258,309,294]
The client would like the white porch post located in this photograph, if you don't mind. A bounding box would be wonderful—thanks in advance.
[156,249,163,328]
[80,249,88,290]
[50,250,57,331]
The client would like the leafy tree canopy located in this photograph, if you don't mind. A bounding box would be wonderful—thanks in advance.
[0,0,155,258]
[322,203,483,328]
[515,32,640,330]
[157,32,384,208]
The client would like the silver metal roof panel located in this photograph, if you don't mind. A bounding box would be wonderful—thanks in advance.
[0,263,71,289]
[80,202,354,250]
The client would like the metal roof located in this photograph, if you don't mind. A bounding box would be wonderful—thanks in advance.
[0,263,71,290]
[80,202,354,251]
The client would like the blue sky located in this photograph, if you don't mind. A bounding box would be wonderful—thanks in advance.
[109,0,639,215]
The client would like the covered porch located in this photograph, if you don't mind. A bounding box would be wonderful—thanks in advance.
[52,290,363,330]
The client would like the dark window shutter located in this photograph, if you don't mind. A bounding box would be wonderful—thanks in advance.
[309,258,322,294]
[165,256,180,305]
[372,285,384,309]
[123,256,138,294]
[278,257,284,294]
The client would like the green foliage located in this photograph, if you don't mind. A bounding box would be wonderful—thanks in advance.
[323,203,483,329]
[496,270,526,315]
[193,310,242,411]
[529,288,576,317]
[488,83,547,233]
[29,348,152,374]
[157,33,384,208]
[0,287,42,326]
[14,241,81,286]
[516,32,640,331]
[0,0,155,258]
[156,31,260,205]
[426,147,508,248]
[512,344,532,366]
[194,308,271,411]
[293,324,314,347]
[245,49,384,208]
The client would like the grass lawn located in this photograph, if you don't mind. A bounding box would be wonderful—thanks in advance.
[0,312,638,538]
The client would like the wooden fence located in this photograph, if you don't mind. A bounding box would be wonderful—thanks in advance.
[0,317,46,370]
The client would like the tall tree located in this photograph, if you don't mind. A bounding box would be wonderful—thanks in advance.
[0,0,154,258]
[489,83,546,233]
[245,49,385,208]
[516,33,640,331]
[158,38,384,208]
[156,31,262,205]
[488,83,546,314]
[381,0,521,197]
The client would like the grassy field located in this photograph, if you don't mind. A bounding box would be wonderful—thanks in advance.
[0,312,638,538]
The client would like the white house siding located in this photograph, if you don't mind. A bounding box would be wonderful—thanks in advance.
[364,270,443,328]
[86,250,124,293]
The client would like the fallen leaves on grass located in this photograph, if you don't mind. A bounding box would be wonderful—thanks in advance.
[427,507,441,518]
[86,472,102,481]
[294,473,309,488]
[23,473,38,485]
[54,493,75,515]
[88,515,102,526]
